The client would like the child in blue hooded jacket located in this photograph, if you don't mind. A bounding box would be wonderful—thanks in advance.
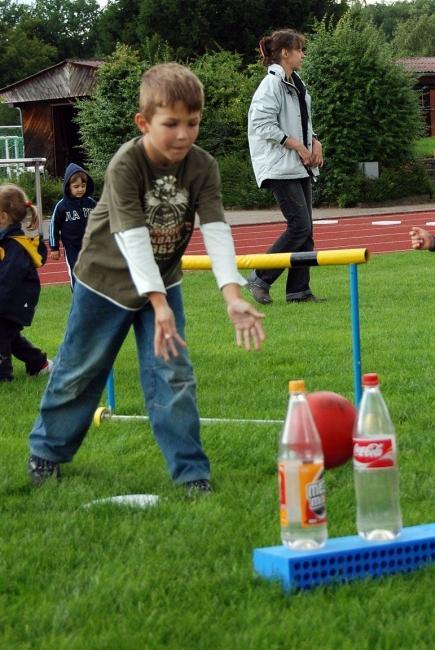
[0,183,52,381]
[49,163,96,286]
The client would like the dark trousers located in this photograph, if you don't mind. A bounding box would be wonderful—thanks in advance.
[251,177,314,300]
[0,317,47,380]
[63,242,82,288]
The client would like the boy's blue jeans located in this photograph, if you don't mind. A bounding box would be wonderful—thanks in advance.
[29,281,210,484]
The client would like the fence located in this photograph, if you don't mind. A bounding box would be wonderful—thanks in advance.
[0,157,47,232]
[0,126,24,176]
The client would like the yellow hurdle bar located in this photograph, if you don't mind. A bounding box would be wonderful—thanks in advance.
[182,248,369,271]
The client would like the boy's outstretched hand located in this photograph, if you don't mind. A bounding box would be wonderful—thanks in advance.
[226,297,266,351]
[148,292,186,361]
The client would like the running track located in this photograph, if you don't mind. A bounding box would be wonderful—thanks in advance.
[39,209,435,286]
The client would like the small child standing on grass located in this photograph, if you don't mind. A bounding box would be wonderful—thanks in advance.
[28,63,266,494]
[0,184,52,382]
[49,163,96,287]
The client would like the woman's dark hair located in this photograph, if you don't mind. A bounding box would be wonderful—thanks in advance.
[259,29,305,66]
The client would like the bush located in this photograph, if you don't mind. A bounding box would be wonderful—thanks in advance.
[1,171,62,215]
[192,53,262,157]
[75,45,143,174]
[1,168,106,217]
[303,9,425,206]
[313,160,433,208]
[360,161,434,203]
[217,152,275,209]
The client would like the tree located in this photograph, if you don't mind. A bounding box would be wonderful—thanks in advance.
[391,14,435,56]
[363,0,435,40]
[0,1,57,87]
[93,0,347,61]
[0,0,101,88]
[136,0,347,60]
[93,0,142,57]
[29,0,100,60]
[302,9,425,205]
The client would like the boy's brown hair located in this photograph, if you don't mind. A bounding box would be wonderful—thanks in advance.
[139,63,204,120]
[69,171,87,186]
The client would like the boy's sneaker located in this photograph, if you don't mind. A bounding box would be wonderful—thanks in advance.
[37,359,54,376]
[28,455,60,486]
[184,479,212,497]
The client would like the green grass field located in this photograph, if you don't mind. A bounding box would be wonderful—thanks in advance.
[1,251,434,649]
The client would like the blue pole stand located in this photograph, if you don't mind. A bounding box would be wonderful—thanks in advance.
[349,263,362,405]
[106,368,116,411]
[253,523,435,593]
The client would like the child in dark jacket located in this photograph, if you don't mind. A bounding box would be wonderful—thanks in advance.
[49,163,96,287]
[0,183,52,382]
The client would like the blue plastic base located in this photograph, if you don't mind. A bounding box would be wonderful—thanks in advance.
[253,523,435,592]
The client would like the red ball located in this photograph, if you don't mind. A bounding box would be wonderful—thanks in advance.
[306,391,357,470]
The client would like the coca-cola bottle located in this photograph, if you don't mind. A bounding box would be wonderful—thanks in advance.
[353,373,402,540]
[278,380,328,550]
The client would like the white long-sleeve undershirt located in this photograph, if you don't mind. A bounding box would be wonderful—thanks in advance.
[115,227,166,296]
[115,221,246,297]
[200,221,247,289]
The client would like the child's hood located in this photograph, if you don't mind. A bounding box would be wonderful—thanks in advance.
[0,224,46,268]
[63,162,95,198]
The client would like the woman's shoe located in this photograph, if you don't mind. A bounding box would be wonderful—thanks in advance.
[247,281,273,304]
[287,294,326,303]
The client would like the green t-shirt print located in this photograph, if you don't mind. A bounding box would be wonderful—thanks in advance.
[144,173,191,260]
[75,138,225,309]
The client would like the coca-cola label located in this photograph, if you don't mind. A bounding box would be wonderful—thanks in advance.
[353,437,395,469]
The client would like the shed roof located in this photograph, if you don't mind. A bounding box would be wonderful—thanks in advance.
[0,59,103,104]
[397,57,435,73]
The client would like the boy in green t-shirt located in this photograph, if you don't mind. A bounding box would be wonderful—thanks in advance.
[27,63,266,494]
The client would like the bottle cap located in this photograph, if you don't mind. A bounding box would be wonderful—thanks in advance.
[362,373,379,387]
[289,379,306,393]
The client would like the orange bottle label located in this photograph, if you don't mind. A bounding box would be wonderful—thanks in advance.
[299,462,327,527]
[278,461,326,528]
[278,465,288,526]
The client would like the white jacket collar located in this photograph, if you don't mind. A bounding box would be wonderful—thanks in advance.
[268,63,287,80]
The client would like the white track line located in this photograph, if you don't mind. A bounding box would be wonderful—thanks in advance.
[371,220,402,225]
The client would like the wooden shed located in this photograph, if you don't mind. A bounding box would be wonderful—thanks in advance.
[0,59,102,176]
[398,57,435,137]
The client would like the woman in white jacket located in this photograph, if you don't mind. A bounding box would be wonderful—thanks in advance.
[247,29,324,304]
